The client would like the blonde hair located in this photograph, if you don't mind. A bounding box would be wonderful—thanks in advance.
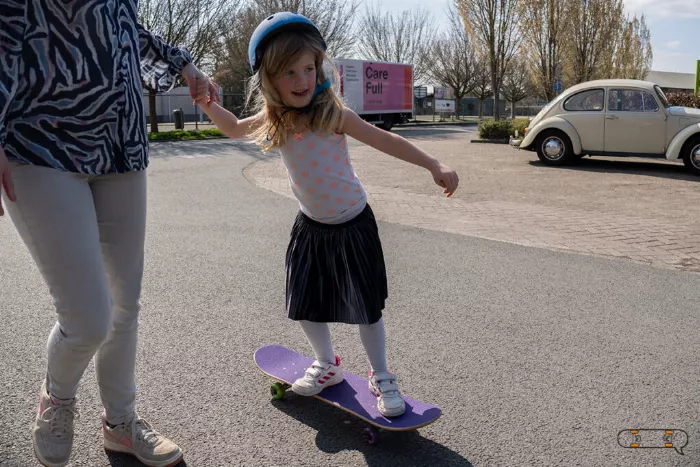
[246,30,345,151]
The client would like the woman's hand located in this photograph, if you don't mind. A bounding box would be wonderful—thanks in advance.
[0,146,16,216]
[181,63,220,106]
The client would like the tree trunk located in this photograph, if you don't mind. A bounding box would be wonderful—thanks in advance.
[149,89,159,133]
[492,74,500,120]
[511,100,516,119]
[478,99,484,119]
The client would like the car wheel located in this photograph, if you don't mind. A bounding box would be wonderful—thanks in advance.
[535,130,575,166]
[681,135,700,176]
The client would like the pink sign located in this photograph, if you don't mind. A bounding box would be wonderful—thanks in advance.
[362,62,413,111]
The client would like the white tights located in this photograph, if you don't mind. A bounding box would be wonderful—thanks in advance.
[298,318,387,373]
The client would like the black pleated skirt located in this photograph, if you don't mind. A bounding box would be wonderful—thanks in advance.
[285,204,388,324]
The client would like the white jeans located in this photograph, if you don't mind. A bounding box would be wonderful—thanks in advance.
[3,163,147,424]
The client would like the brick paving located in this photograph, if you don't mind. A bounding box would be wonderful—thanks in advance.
[243,127,700,273]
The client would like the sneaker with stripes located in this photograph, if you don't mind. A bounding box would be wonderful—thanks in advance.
[291,356,344,396]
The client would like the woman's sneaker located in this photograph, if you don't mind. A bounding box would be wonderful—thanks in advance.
[369,371,406,417]
[32,380,79,467]
[102,412,183,467]
[292,356,344,396]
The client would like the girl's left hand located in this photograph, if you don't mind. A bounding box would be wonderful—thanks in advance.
[431,163,459,197]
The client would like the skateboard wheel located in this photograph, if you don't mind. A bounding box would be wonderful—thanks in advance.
[270,382,286,400]
[362,427,378,445]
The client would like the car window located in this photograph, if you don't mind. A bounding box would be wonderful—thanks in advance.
[643,92,660,112]
[609,89,659,112]
[564,89,605,111]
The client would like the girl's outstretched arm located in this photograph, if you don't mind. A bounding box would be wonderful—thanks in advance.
[340,108,459,197]
[198,101,263,139]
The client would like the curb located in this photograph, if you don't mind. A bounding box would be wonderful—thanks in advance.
[149,136,229,142]
[402,121,478,128]
[470,139,510,144]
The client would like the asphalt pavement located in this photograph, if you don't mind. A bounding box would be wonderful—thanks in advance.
[1,134,698,466]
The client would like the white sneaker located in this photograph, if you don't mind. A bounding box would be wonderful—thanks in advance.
[369,371,406,417]
[292,356,344,396]
[102,412,183,467]
[32,380,79,467]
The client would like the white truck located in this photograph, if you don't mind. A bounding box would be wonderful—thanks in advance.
[332,58,414,131]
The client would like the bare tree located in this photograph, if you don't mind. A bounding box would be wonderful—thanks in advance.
[520,0,567,101]
[215,0,360,98]
[457,0,520,120]
[356,5,437,85]
[427,4,476,117]
[502,56,532,119]
[609,14,653,80]
[472,56,493,119]
[138,0,237,132]
[566,0,624,84]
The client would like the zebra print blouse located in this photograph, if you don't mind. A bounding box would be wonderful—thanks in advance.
[0,0,192,174]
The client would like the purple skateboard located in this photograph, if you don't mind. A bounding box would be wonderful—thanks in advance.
[254,344,441,444]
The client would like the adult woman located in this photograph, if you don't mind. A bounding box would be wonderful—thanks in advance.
[0,2,217,466]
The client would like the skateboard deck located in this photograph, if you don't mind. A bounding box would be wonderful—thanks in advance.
[254,344,441,442]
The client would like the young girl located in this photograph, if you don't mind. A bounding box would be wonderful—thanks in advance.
[196,12,458,417]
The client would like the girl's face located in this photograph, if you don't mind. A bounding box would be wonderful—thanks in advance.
[271,51,318,108]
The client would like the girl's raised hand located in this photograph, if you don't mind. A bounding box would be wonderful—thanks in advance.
[431,163,459,198]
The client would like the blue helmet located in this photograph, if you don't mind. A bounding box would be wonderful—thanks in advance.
[248,12,327,73]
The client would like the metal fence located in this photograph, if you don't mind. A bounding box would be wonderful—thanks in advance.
[143,87,248,130]
[414,96,546,119]
[144,87,547,131]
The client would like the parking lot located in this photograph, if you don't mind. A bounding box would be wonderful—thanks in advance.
[246,124,700,273]
[2,125,699,466]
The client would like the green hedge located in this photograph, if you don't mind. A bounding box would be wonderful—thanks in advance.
[478,120,512,139]
[512,118,529,137]
[477,118,531,140]
[148,129,226,141]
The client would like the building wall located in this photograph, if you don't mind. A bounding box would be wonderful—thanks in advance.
[143,86,223,123]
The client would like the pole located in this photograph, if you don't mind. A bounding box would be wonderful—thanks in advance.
[195,0,200,130]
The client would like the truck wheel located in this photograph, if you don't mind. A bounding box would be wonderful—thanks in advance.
[380,116,394,131]
[535,130,575,166]
[681,135,700,176]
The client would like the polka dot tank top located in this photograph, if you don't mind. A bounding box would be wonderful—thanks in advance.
[279,130,367,224]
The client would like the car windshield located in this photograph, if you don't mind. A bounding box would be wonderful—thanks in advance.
[654,85,671,108]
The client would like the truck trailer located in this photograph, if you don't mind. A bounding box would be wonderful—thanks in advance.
[333,58,414,131]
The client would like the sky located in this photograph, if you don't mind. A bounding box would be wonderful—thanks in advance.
[379,0,700,74]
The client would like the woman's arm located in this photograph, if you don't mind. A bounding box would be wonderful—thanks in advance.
[340,108,459,197]
[0,0,24,212]
[137,23,193,93]
[0,0,25,146]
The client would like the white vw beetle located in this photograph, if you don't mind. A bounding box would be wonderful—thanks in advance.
[512,79,700,175]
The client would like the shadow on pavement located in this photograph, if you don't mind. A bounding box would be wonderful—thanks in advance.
[392,126,475,140]
[270,395,474,467]
[528,157,700,182]
[105,451,188,467]
[149,138,272,161]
